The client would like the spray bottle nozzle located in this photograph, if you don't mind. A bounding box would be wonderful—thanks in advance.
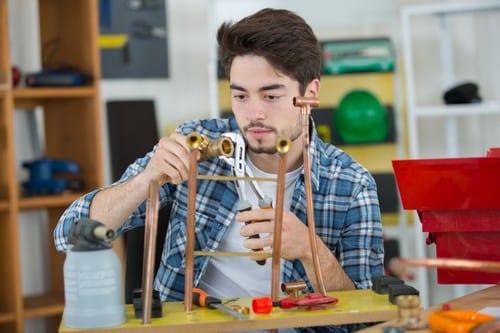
[68,219,115,251]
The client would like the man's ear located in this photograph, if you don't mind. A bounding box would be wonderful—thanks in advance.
[305,78,321,98]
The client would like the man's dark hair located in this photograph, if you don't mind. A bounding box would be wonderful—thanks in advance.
[217,8,321,95]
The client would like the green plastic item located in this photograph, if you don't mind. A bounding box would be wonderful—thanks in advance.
[334,90,389,144]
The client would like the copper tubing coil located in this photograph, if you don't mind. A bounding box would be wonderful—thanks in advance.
[184,149,199,312]
[142,180,160,324]
[293,96,327,296]
[396,257,500,273]
[271,135,291,302]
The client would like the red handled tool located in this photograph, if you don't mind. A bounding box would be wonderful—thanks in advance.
[252,294,338,314]
[192,288,248,320]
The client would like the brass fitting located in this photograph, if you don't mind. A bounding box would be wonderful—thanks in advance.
[281,280,307,299]
[276,135,291,155]
[186,132,234,161]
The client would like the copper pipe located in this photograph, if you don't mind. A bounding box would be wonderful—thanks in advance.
[197,175,276,182]
[271,136,291,303]
[184,149,198,312]
[293,96,327,296]
[193,250,272,258]
[142,180,160,324]
[396,258,500,273]
[186,132,234,161]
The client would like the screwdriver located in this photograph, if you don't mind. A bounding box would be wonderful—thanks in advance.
[192,288,248,320]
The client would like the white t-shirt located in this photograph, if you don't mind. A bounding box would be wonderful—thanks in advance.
[198,157,302,333]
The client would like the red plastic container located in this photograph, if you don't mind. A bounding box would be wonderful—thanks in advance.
[392,148,500,284]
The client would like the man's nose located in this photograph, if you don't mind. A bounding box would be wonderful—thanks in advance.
[246,99,266,120]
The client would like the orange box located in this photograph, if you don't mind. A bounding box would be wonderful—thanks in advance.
[392,148,500,284]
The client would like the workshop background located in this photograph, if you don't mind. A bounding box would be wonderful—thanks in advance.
[5,0,500,332]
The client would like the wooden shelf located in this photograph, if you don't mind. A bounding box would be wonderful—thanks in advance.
[0,311,16,324]
[18,192,84,210]
[13,86,95,100]
[23,293,65,319]
[0,200,8,211]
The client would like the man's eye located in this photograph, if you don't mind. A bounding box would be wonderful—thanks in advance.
[266,95,281,101]
[232,94,246,100]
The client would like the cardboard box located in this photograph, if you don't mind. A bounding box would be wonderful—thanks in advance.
[392,149,500,284]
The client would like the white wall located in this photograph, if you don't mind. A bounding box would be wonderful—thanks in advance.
[8,0,500,332]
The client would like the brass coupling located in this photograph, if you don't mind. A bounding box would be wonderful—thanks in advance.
[186,132,234,161]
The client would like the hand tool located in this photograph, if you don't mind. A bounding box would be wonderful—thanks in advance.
[192,288,249,320]
[252,293,338,314]
[236,199,267,265]
[428,310,495,333]
[237,196,273,266]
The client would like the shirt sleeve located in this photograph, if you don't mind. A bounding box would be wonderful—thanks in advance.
[53,189,100,252]
[338,177,385,289]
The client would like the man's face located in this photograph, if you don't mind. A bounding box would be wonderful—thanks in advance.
[229,55,302,155]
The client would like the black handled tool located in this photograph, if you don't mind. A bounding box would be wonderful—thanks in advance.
[192,288,248,320]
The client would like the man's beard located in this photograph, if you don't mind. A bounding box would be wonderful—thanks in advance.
[242,119,302,155]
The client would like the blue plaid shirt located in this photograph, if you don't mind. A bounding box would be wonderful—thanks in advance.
[54,117,384,332]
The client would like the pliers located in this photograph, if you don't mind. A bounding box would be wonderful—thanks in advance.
[221,132,272,265]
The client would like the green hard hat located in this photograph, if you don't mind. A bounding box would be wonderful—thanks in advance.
[334,90,389,144]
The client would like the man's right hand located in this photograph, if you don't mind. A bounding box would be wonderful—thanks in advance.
[143,132,194,185]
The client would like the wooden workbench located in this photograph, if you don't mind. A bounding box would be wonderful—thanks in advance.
[59,289,397,333]
[357,284,500,332]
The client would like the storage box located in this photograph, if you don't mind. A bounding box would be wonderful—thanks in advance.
[392,149,500,284]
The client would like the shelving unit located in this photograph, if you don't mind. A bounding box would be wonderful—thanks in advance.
[400,0,500,307]
[401,0,500,158]
[0,1,103,332]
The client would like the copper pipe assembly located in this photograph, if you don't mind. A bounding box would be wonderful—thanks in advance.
[142,180,160,324]
[293,96,327,296]
[271,135,291,303]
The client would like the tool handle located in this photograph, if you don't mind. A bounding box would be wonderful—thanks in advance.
[192,288,221,308]
[237,200,262,241]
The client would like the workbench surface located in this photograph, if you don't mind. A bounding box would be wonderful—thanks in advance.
[59,289,397,333]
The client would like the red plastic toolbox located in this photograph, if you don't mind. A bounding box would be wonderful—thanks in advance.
[392,149,500,284]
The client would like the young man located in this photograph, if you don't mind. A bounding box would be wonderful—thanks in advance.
[55,8,384,332]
